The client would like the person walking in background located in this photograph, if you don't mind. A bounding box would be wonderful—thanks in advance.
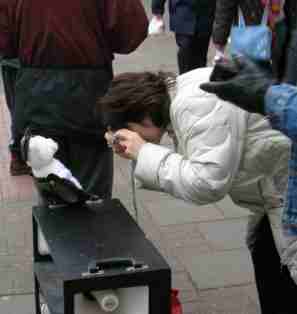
[212,0,297,83]
[150,0,216,74]
[0,0,148,197]
[212,0,284,61]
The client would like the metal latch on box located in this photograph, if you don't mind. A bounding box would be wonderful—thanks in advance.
[82,257,149,277]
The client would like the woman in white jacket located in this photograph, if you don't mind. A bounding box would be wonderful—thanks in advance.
[99,68,296,313]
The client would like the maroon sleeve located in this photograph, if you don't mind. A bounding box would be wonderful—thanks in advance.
[104,0,148,54]
[0,0,16,57]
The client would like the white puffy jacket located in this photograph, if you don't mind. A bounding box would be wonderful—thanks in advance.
[135,67,291,250]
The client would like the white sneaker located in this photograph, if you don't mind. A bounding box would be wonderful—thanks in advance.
[40,294,51,314]
[41,303,51,314]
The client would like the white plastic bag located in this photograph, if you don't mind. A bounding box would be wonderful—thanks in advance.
[148,15,165,35]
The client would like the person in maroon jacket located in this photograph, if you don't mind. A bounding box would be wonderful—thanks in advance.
[0,0,148,195]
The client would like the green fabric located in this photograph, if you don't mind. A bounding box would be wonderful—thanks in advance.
[14,67,112,142]
[274,19,288,53]
[193,0,216,16]
[1,58,20,68]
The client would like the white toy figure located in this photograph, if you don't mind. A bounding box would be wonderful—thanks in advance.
[27,135,82,189]
[26,135,84,256]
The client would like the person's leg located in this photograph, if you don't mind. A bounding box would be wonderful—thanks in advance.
[190,31,212,69]
[268,207,297,313]
[1,65,17,141]
[2,65,30,175]
[248,212,297,314]
[58,136,113,198]
[175,33,193,74]
[175,31,212,75]
[249,215,283,314]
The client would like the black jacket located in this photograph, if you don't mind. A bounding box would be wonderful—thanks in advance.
[284,0,297,30]
[212,0,265,46]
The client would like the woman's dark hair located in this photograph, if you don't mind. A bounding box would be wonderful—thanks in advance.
[96,71,176,130]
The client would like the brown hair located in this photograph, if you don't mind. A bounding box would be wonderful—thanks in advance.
[96,71,176,130]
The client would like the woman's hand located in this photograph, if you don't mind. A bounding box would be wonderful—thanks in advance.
[104,129,146,160]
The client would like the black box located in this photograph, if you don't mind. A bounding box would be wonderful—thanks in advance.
[32,199,171,314]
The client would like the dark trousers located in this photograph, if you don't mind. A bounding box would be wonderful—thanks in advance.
[1,65,18,153]
[33,131,113,199]
[251,215,297,314]
[14,66,114,198]
[175,31,212,74]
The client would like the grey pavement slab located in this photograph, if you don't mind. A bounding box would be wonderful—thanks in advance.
[198,218,249,251]
[140,193,224,226]
[215,195,251,219]
[0,294,34,314]
[0,200,33,296]
[160,223,212,260]
[0,200,33,258]
[182,249,255,290]
[194,285,260,314]
[114,34,178,74]
[0,257,33,295]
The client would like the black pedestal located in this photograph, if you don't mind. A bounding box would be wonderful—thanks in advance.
[32,199,171,314]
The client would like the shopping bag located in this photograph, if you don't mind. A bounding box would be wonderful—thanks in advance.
[171,289,183,314]
[230,2,272,61]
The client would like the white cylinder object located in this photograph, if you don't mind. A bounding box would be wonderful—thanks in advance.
[38,228,50,255]
[91,290,119,312]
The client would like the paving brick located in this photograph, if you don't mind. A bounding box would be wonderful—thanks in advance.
[161,223,213,263]
[0,258,33,294]
[11,266,34,294]
[0,294,34,314]
[197,218,249,251]
[242,284,261,309]
[174,242,211,263]
[181,301,201,314]
[158,249,186,272]
[178,289,198,303]
[172,271,196,291]
[0,271,15,295]
[215,195,251,219]
[0,237,8,255]
[182,249,255,290]
[195,286,261,314]
[142,195,224,226]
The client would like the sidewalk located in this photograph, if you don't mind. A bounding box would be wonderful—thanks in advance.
[0,25,260,314]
